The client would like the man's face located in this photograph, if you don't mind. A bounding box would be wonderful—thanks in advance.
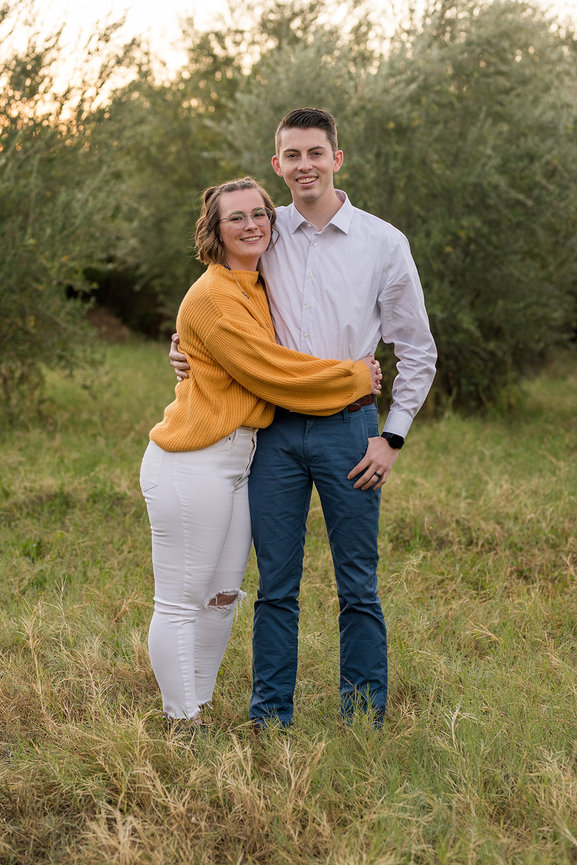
[272,127,343,210]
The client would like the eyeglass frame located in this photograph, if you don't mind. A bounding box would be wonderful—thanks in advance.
[218,207,273,229]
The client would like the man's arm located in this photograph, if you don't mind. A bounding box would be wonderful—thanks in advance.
[349,234,436,491]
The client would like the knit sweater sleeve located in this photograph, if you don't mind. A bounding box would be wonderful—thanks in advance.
[190,282,372,416]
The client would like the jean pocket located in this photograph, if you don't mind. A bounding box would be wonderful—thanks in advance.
[364,407,380,439]
[140,442,165,494]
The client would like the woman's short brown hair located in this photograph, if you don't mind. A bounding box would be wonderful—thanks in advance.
[195,177,277,266]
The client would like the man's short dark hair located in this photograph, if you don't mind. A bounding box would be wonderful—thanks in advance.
[275,107,338,155]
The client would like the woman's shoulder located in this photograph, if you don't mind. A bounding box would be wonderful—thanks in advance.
[183,264,227,302]
[181,265,246,324]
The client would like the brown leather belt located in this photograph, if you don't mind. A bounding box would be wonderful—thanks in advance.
[346,394,375,412]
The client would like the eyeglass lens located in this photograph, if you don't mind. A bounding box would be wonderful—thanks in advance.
[225,208,270,227]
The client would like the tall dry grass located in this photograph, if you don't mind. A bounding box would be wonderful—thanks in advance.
[0,343,576,864]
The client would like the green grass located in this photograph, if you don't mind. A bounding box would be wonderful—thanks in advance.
[1,342,576,864]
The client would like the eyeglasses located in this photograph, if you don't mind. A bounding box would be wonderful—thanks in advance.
[219,208,273,229]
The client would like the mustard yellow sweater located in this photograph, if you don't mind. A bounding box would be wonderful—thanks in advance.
[150,264,372,451]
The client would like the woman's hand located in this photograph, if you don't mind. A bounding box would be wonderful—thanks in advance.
[360,355,382,395]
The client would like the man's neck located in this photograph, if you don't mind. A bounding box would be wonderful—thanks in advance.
[294,190,344,230]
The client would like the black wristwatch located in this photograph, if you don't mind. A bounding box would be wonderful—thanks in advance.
[381,431,405,449]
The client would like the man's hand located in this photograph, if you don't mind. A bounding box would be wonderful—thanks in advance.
[169,333,190,381]
[347,436,400,490]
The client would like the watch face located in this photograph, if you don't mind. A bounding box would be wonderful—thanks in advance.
[382,432,404,449]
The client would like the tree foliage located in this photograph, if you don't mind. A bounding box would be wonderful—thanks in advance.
[1,0,576,420]
[227,0,577,409]
[0,2,138,421]
[89,25,247,332]
[364,0,577,408]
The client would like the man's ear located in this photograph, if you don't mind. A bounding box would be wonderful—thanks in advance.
[272,155,283,177]
[333,149,344,174]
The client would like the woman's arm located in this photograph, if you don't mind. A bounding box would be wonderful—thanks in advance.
[198,311,380,414]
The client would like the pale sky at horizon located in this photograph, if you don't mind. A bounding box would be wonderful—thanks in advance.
[14,0,234,73]
[8,0,577,81]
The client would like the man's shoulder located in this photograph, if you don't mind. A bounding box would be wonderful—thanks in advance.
[273,204,292,228]
[350,202,406,242]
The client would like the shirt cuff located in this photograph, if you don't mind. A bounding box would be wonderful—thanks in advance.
[382,409,413,438]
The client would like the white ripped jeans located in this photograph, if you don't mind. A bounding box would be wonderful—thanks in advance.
[140,428,258,719]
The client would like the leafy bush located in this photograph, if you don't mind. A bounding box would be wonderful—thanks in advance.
[0,4,136,422]
[222,0,577,408]
[356,0,577,408]
[1,0,576,418]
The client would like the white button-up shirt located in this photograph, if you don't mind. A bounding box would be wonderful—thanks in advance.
[260,191,437,437]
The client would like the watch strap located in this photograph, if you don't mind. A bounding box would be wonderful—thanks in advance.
[381,431,405,449]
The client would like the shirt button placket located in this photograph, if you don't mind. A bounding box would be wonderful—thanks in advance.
[302,235,318,350]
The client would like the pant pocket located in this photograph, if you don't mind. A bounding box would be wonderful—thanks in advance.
[234,428,258,489]
[140,441,165,494]
[359,406,380,440]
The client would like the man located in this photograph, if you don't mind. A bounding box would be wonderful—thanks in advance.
[170,107,436,728]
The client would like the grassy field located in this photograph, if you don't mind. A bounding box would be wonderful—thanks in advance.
[1,341,576,865]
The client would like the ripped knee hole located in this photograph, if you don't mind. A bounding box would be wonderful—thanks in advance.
[207,590,243,608]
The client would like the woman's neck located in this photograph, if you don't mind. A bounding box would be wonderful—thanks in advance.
[224,254,259,271]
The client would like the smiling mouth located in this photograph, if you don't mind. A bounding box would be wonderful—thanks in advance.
[240,235,264,242]
[296,175,317,185]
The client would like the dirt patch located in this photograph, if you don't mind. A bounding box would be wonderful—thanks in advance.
[86,307,132,342]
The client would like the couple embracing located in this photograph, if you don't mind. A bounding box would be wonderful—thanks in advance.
[140,107,437,731]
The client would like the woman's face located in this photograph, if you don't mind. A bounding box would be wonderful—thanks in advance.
[218,188,272,270]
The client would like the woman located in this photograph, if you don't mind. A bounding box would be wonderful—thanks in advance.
[140,177,381,726]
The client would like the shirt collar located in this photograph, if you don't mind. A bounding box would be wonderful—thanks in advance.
[287,190,353,234]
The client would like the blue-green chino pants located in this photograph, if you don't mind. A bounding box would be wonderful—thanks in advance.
[248,404,387,727]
